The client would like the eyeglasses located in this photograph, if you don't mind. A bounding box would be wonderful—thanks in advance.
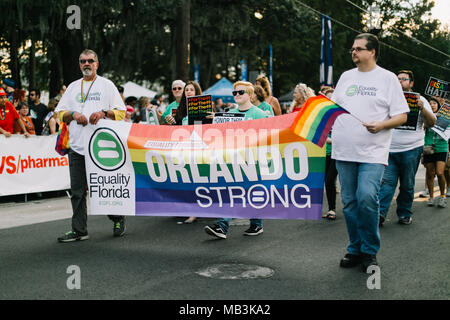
[397,77,410,81]
[232,90,248,96]
[29,94,35,96]
[172,87,183,91]
[348,47,370,54]
[79,59,96,64]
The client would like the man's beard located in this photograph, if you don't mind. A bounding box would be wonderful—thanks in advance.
[82,68,93,77]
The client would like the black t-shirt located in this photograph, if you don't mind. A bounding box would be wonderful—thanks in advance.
[30,103,48,135]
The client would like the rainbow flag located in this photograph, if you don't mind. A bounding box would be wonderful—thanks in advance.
[83,115,326,220]
[290,95,349,147]
[55,122,70,156]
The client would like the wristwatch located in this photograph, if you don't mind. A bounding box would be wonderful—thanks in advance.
[102,109,108,118]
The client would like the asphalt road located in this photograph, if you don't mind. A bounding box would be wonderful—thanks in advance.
[0,167,449,301]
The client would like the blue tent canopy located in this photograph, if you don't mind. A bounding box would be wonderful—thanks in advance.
[203,78,235,103]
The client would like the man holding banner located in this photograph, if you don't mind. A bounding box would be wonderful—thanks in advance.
[331,34,408,272]
[378,70,435,226]
[55,49,127,242]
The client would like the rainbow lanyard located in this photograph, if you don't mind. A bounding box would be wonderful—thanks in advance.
[81,75,97,103]
[0,106,6,120]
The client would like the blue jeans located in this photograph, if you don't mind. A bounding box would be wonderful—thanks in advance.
[335,160,385,255]
[379,146,423,220]
[217,218,262,234]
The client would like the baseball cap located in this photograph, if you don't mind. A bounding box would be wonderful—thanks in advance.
[3,79,14,88]
[0,88,7,96]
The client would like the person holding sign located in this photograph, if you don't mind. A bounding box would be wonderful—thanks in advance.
[55,49,126,242]
[331,34,408,272]
[175,81,203,224]
[378,70,435,226]
[161,80,185,125]
[204,81,268,239]
[423,98,448,208]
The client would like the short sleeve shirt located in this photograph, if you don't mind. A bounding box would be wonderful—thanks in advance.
[331,66,409,165]
[0,101,20,134]
[228,105,269,120]
[55,75,126,155]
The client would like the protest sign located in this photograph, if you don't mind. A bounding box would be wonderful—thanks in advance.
[424,77,449,100]
[431,102,450,140]
[396,92,420,131]
[187,95,213,125]
[84,115,326,220]
[213,112,246,124]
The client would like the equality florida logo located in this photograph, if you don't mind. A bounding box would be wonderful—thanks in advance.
[346,84,378,97]
[88,127,131,199]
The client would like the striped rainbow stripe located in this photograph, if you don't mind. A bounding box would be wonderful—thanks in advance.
[290,95,349,147]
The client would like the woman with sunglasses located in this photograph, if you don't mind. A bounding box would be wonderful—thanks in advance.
[174,81,203,224]
[204,81,268,239]
[161,80,185,125]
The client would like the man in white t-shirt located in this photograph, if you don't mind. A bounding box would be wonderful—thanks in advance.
[55,49,126,243]
[379,70,436,226]
[331,34,409,272]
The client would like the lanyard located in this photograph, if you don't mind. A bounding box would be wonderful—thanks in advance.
[81,76,97,103]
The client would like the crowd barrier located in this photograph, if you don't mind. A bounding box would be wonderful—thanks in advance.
[0,135,70,196]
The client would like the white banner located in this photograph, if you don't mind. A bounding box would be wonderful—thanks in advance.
[0,135,70,196]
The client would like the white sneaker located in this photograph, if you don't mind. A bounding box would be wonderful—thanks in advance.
[446,188,450,197]
[427,198,434,207]
[419,190,429,198]
[437,197,447,208]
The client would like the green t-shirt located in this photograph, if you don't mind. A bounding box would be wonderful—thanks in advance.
[425,128,449,153]
[228,105,269,120]
[257,101,274,117]
[161,101,179,124]
[326,132,332,156]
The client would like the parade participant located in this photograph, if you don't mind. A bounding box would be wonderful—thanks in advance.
[204,81,268,239]
[13,102,36,135]
[0,88,30,137]
[173,81,203,224]
[255,75,281,116]
[378,70,435,226]
[289,83,315,113]
[331,33,408,272]
[55,49,126,242]
[251,84,274,116]
[161,79,185,125]
[423,97,448,208]
[174,80,202,125]
[320,86,338,220]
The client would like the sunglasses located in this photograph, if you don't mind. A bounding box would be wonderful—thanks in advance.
[172,87,183,91]
[232,90,248,96]
[397,77,410,81]
[79,59,96,64]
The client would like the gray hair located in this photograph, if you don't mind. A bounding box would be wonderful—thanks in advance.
[172,79,186,88]
[79,49,98,62]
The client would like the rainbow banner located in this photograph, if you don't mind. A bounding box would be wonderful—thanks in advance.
[290,95,349,147]
[84,114,326,220]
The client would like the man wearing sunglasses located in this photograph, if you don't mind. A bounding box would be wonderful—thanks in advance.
[161,79,185,125]
[331,34,409,272]
[378,70,435,227]
[55,49,127,242]
[204,81,268,239]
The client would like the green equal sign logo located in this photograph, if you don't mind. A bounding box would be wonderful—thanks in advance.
[345,85,358,97]
[88,128,126,171]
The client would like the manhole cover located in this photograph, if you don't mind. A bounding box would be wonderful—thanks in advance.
[196,263,274,279]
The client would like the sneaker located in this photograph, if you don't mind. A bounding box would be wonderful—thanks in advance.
[446,188,450,197]
[398,216,412,225]
[204,224,227,239]
[437,197,447,208]
[58,231,89,243]
[361,254,378,273]
[113,219,126,237]
[419,189,429,198]
[243,225,264,236]
[427,197,435,207]
[339,253,362,268]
